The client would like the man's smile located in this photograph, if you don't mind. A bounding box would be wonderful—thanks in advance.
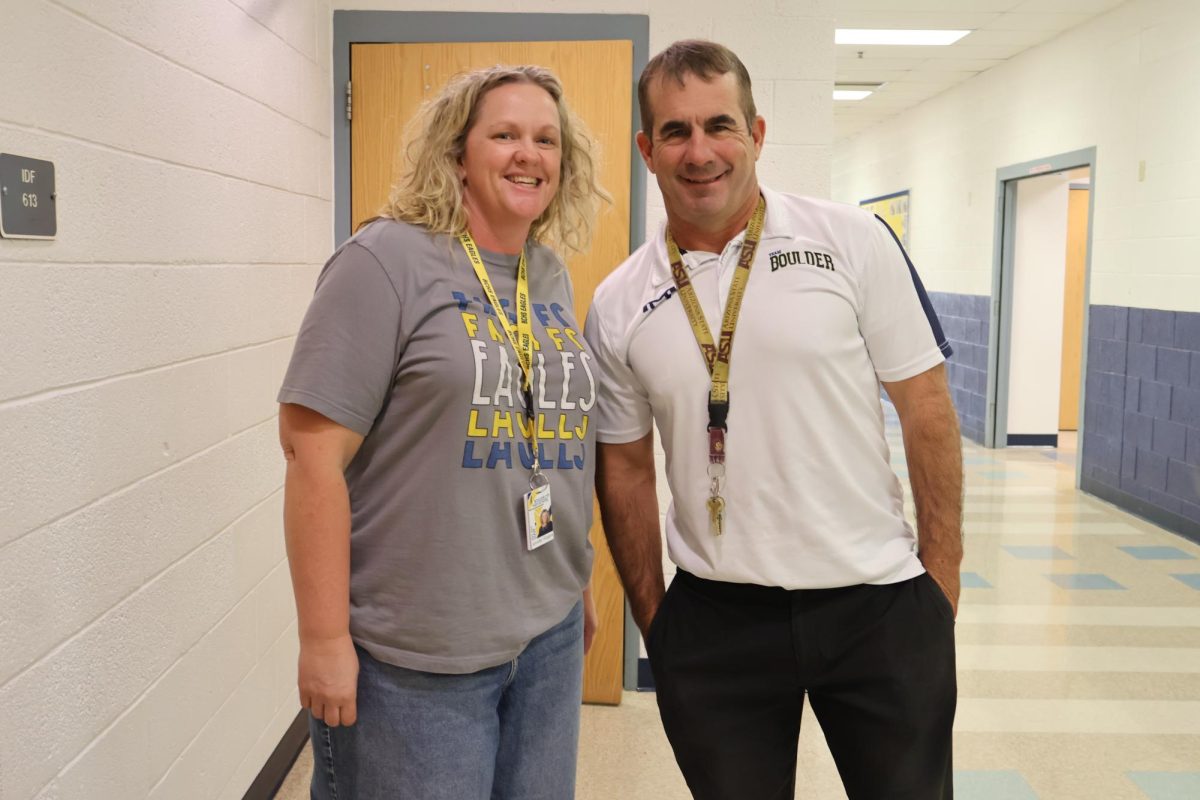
[680,171,729,185]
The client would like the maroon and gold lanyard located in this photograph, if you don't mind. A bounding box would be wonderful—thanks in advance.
[665,194,766,535]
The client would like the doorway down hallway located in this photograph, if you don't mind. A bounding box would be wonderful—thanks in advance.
[278,409,1200,800]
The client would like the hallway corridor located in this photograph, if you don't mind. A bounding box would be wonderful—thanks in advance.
[280,414,1200,799]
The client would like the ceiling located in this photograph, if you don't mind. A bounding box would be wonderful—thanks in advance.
[834,0,1127,141]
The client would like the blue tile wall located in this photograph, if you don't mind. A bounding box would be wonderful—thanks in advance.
[1081,305,1200,540]
[928,292,990,444]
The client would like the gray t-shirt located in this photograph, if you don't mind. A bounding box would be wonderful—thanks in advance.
[279,219,596,674]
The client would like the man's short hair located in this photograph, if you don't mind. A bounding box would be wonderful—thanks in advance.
[638,40,758,138]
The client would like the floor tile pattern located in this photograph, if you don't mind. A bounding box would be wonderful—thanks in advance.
[1044,573,1127,590]
[1126,770,1200,799]
[954,769,1039,799]
[1119,546,1196,560]
[1172,574,1200,590]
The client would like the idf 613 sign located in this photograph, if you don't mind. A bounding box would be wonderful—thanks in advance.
[0,154,56,239]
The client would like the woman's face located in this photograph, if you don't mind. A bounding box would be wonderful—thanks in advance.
[459,82,562,236]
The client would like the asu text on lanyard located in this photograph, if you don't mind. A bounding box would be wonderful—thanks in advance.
[665,195,767,536]
[458,233,555,551]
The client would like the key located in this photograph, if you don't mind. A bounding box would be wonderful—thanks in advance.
[707,495,725,536]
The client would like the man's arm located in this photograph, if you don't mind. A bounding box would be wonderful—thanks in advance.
[280,403,365,726]
[596,432,665,635]
[582,579,598,654]
[882,363,964,615]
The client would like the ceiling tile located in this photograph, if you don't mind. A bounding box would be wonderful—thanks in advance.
[910,58,1007,71]
[899,69,984,81]
[1010,0,1123,13]
[914,43,1027,59]
[834,69,920,82]
[835,56,928,70]
[835,11,1001,28]
[832,0,1125,141]
[836,0,1022,11]
[873,82,953,96]
[836,43,1022,59]
[979,11,1094,30]
[957,28,1059,47]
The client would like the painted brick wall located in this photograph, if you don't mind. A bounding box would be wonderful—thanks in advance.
[928,293,990,444]
[0,2,332,798]
[1081,306,1200,539]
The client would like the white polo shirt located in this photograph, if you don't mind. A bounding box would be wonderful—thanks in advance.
[584,187,951,589]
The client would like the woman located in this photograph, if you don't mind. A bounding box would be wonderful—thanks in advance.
[277,65,607,798]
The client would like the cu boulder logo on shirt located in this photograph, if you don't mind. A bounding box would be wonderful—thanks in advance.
[768,248,837,273]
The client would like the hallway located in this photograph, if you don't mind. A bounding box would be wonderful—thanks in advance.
[279,415,1200,799]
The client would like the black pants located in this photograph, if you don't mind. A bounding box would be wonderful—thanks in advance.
[646,570,957,800]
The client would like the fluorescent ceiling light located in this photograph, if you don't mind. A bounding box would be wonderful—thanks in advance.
[834,83,881,101]
[836,29,970,46]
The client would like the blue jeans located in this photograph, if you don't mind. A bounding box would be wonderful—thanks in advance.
[309,601,583,799]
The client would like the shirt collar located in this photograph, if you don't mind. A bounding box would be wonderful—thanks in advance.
[649,185,791,289]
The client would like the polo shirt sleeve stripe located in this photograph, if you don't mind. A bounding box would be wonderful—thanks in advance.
[873,214,953,359]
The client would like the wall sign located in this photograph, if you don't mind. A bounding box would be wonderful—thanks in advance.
[0,154,56,239]
[860,189,910,250]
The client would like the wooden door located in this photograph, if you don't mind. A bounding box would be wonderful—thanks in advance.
[1058,186,1089,431]
[350,41,633,704]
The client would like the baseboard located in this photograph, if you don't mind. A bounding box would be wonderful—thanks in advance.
[242,710,309,800]
[1081,476,1200,546]
[1007,433,1058,447]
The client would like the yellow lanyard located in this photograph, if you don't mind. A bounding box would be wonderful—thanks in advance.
[665,194,766,534]
[458,233,542,471]
[666,194,766,409]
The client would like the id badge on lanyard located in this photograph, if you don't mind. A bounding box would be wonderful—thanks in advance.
[524,475,554,550]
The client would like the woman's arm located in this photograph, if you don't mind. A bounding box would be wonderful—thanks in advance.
[280,403,365,726]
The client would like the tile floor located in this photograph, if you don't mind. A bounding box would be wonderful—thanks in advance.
[277,422,1200,799]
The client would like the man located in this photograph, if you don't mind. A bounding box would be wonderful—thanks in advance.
[584,40,963,800]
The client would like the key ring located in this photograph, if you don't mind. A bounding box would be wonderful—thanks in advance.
[529,468,549,491]
[707,462,725,497]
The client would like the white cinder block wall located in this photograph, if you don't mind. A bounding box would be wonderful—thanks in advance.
[832,0,1200,314]
[0,1,332,799]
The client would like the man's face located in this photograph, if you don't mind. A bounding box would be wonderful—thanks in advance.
[637,72,765,235]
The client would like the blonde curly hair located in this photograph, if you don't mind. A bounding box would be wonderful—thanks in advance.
[382,64,608,257]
